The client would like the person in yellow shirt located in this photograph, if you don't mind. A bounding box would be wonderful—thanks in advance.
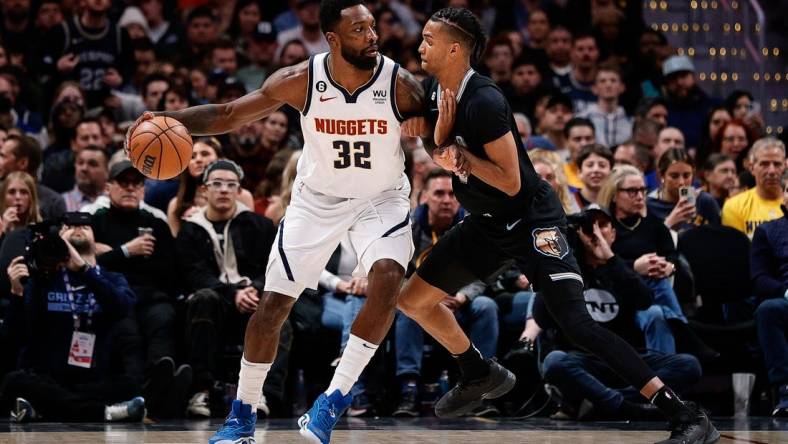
[563,117,596,190]
[722,137,786,238]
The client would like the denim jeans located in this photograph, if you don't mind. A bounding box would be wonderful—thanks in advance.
[755,298,788,385]
[320,292,365,351]
[396,296,500,377]
[542,349,701,412]
[321,292,345,333]
[501,291,536,331]
[636,277,685,353]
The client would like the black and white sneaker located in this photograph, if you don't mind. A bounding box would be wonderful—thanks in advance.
[10,398,38,423]
[105,396,146,422]
[655,406,720,444]
[434,360,515,418]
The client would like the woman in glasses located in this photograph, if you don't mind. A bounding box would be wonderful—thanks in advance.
[597,166,683,354]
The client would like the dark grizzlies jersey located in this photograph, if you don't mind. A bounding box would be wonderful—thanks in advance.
[44,17,129,107]
[423,71,542,219]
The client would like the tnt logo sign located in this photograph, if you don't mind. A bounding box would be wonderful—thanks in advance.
[372,89,387,104]
[583,289,619,323]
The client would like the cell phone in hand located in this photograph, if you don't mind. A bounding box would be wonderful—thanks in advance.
[679,186,696,206]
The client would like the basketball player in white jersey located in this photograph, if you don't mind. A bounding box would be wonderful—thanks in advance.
[128,1,424,442]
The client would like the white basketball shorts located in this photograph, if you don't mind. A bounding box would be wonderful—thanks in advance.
[264,174,413,297]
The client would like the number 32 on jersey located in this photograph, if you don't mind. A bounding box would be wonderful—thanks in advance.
[333,140,371,169]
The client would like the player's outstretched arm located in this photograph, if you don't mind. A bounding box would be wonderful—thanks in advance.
[131,61,309,137]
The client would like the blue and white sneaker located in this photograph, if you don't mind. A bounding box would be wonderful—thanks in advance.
[298,390,352,443]
[209,399,257,444]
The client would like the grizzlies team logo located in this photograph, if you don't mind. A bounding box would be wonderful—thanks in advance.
[532,227,569,259]
[316,81,327,92]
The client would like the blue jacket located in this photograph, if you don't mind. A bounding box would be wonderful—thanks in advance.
[9,265,135,383]
[751,206,788,299]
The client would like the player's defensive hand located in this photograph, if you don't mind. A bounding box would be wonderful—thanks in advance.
[401,117,430,138]
[125,111,156,155]
[434,88,456,147]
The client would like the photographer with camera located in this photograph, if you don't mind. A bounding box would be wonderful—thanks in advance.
[0,213,144,422]
[535,205,702,420]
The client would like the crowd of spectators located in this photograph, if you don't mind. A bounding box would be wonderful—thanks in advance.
[0,0,786,423]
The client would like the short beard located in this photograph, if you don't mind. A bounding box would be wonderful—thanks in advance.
[341,46,377,70]
[68,237,93,255]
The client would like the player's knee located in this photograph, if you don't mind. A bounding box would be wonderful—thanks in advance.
[397,292,430,317]
[371,259,405,286]
[252,292,296,333]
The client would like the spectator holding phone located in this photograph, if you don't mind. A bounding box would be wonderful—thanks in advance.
[647,148,721,233]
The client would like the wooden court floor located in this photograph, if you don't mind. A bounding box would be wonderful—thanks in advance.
[2,417,786,443]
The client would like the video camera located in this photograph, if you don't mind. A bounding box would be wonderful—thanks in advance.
[24,212,92,277]
[566,205,612,238]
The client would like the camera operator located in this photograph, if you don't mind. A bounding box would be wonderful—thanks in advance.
[0,213,144,422]
[534,205,702,420]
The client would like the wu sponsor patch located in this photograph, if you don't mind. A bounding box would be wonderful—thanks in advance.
[532,226,569,259]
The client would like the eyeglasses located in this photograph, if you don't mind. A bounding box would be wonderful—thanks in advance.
[206,180,240,190]
[618,186,647,197]
[115,179,144,188]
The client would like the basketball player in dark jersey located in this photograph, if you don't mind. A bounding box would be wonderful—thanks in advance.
[397,8,719,444]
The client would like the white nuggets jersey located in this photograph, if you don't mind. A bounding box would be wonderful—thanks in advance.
[298,53,405,199]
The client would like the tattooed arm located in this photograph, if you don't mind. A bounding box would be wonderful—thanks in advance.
[132,61,309,137]
[396,69,444,155]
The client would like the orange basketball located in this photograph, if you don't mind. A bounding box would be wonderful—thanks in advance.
[128,116,193,180]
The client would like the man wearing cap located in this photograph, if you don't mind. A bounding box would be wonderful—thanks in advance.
[91,160,183,417]
[538,92,574,160]
[237,21,279,93]
[535,205,702,420]
[661,55,719,151]
[175,160,280,417]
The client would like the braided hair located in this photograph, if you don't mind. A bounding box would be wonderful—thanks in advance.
[429,7,488,66]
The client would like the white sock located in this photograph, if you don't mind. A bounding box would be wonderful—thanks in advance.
[236,356,271,407]
[326,334,378,396]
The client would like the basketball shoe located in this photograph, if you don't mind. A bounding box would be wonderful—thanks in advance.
[298,389,352,444]
[209,399,256,444]
[434,360,516,418]
[655,404,720,444]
